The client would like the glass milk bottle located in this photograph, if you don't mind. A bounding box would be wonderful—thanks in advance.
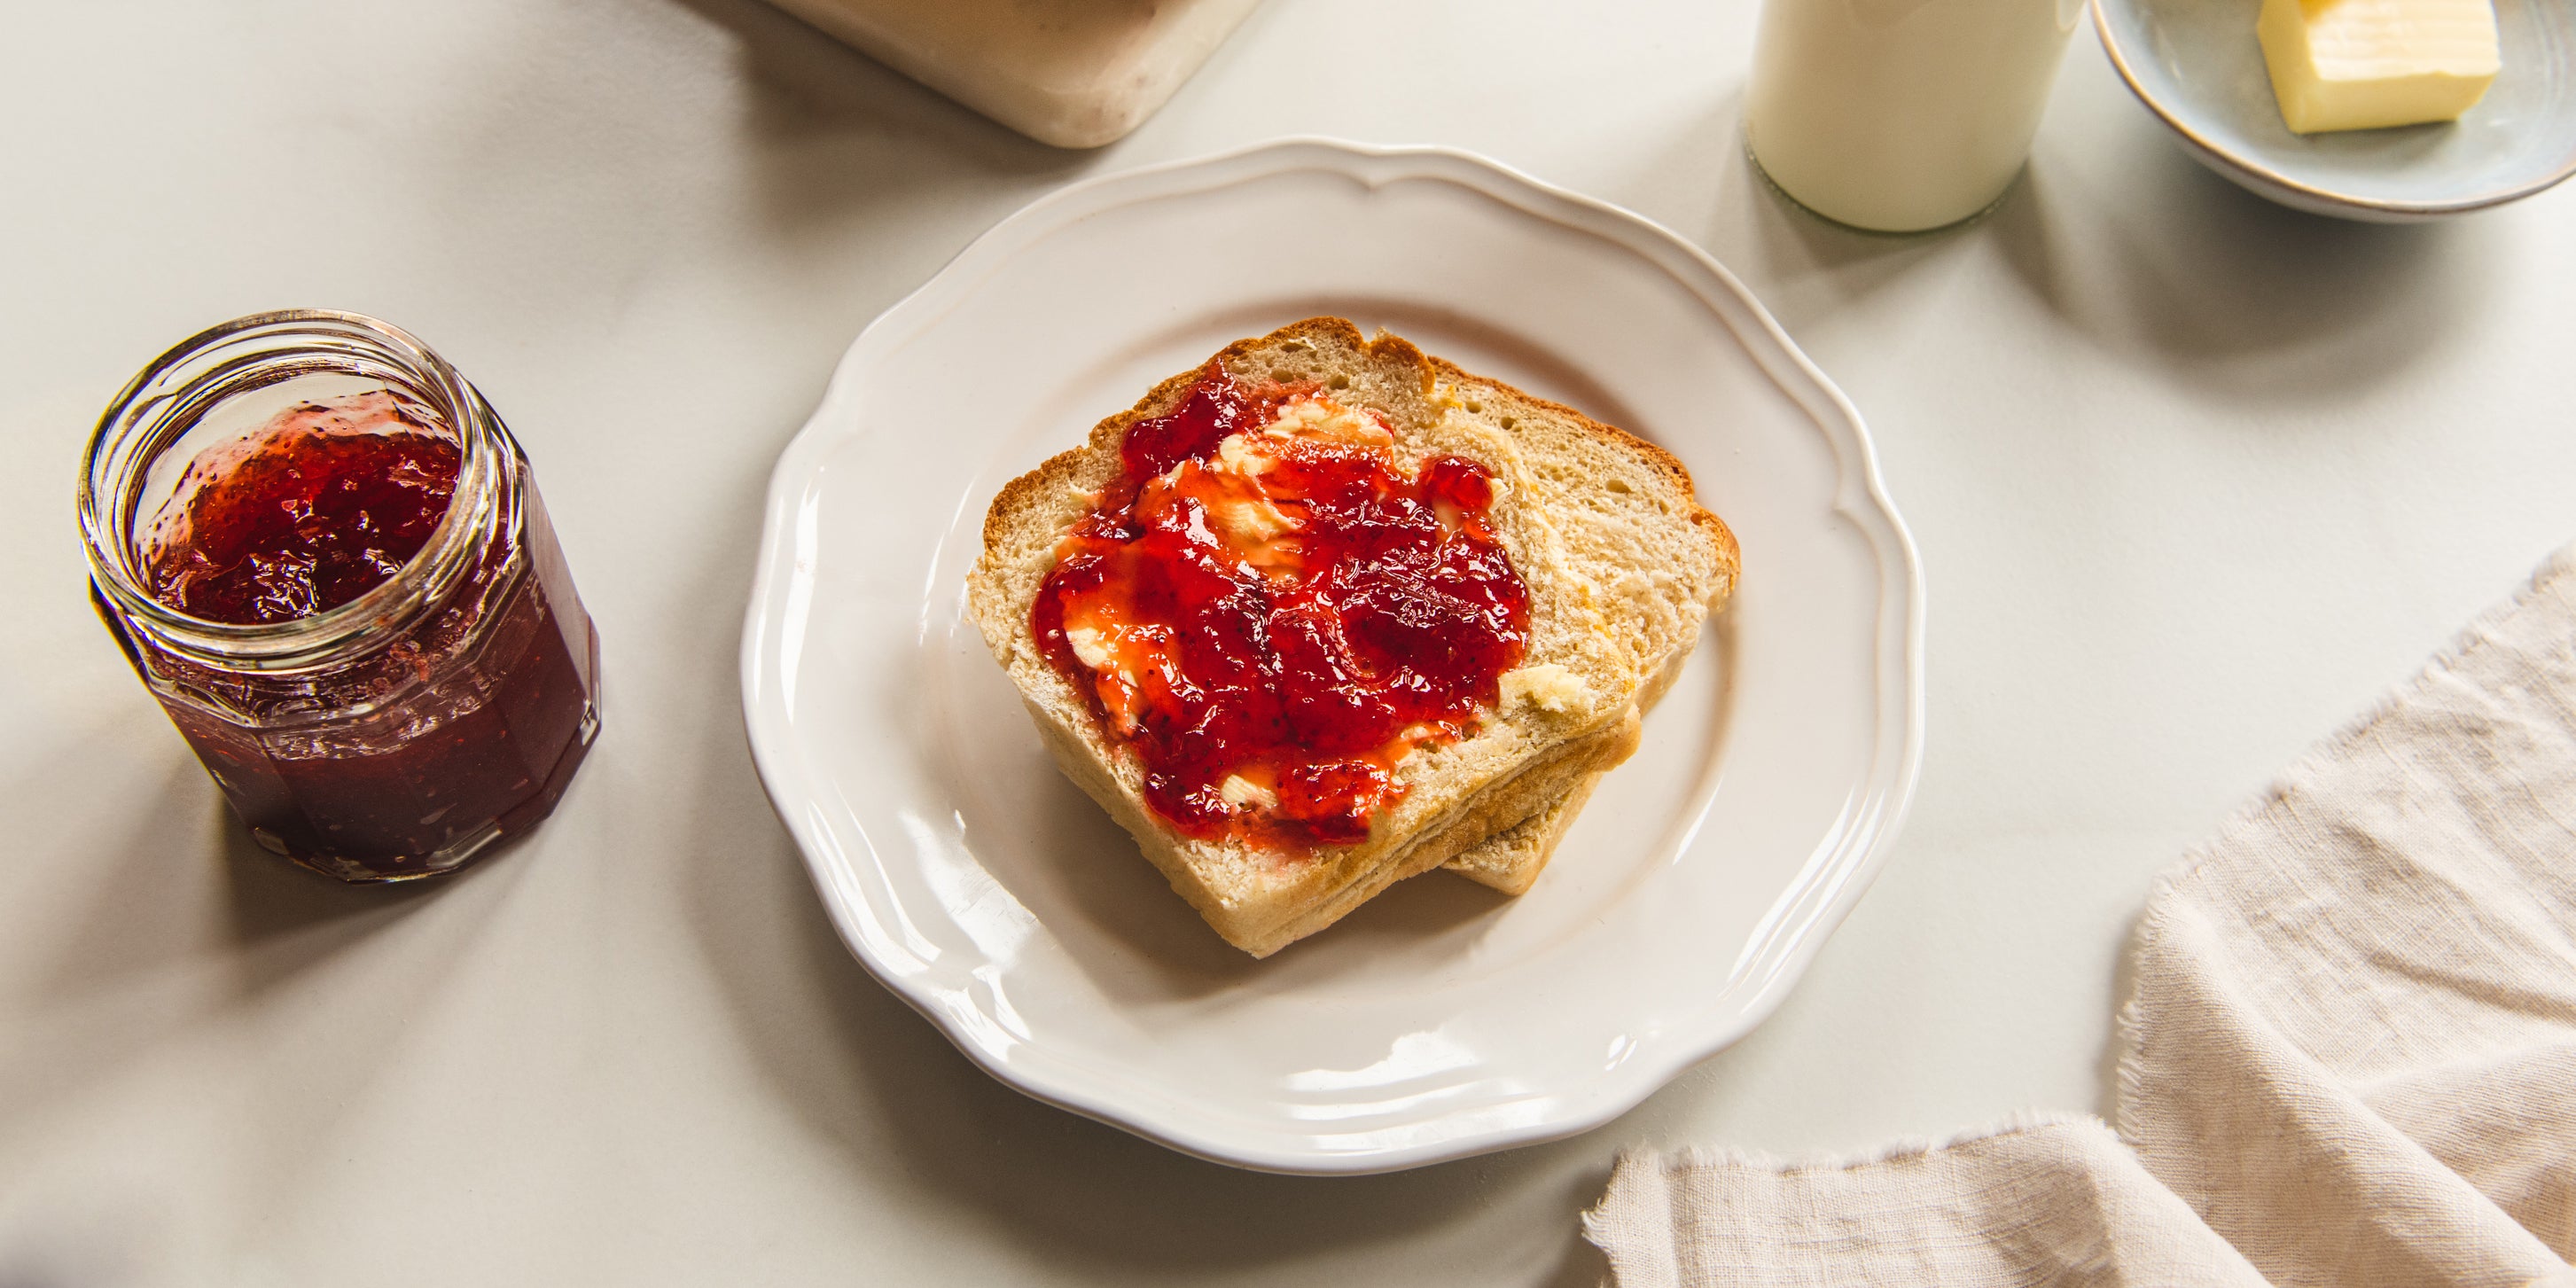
[1745,0,2083,231]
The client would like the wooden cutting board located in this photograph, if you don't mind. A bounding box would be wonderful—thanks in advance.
[763,0,1265,148]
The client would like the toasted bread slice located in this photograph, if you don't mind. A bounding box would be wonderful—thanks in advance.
[968,318,1737,956]
[1441,627,1714,894]
[1443,770,1604,895]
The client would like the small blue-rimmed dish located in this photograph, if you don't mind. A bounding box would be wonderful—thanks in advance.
[2095,0,2576,221]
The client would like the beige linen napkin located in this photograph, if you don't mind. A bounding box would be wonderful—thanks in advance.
[1589,544,2576,1287]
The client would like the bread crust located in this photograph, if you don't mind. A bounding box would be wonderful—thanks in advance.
[1444,769,1604,896]
[1423,355,1740,626]
[1426,354,1739,584]
[979,320,1440,559]
[967,317,1735,956]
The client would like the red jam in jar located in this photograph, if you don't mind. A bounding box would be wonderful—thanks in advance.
[144,392,462,624]
[81,311,602,883]
[1031,363,1529,851]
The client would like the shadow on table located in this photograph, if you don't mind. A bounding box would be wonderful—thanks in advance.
[32,753,462,1004]
[0,741,511,1195]
[1643,81,2486,417]
[1987,133,2486,410]
[207,824,450,1015]
[707,825,1621,1286]
[655,0,1088,202]
[1647,88,1986,334]
[660,472,1615,1286]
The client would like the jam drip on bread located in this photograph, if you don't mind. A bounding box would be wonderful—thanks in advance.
[1032,363,1530,852]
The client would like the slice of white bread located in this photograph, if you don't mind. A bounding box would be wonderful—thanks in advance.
[1441,626,1713,894]
[1443,769,1604,896]
[968,318,1737,956]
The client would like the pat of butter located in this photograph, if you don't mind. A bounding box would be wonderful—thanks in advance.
[1214,496,1296,544]
[1261,396,1394,448]
[1212,433,1271,476]
[1219,774,1277,811]
[1065,624,1115,671]
[2258,0,2499,134]
[1499,663,1589,714]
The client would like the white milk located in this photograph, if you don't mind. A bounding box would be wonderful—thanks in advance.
[1746,0,2082,231]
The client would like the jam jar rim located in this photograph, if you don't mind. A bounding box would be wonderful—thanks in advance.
[77,308,508,675]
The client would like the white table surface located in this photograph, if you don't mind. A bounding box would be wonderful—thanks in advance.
[5,3,2571,1284]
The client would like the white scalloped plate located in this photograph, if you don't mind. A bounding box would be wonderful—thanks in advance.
[741,139,1924,1175]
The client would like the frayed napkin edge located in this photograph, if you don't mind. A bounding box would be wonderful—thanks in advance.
[1597,1108,2106,1178]
[2111,539,2576,1144]
[1580,1113,2118,1288]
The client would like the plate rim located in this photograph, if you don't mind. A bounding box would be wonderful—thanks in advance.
[738,137,1928,1175]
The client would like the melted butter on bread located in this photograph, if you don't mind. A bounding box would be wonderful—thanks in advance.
[1500,663,1591,714]
[1219,773,1279,811]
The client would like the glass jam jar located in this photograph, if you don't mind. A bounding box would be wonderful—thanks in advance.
[79,310,602,882]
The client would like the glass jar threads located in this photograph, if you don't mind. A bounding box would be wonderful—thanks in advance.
[79,310,602,882]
